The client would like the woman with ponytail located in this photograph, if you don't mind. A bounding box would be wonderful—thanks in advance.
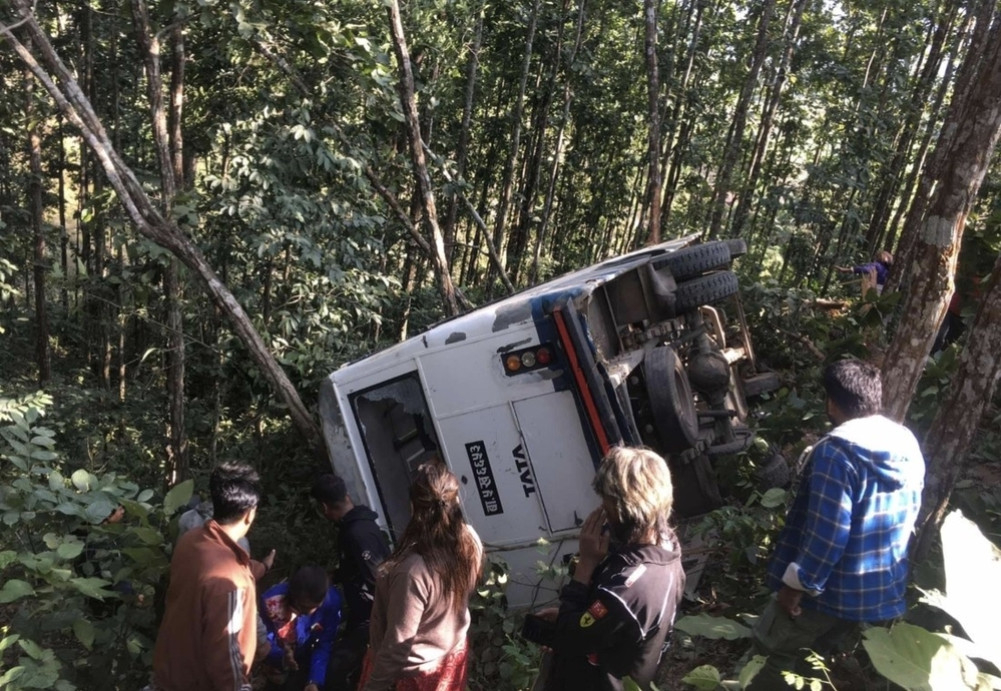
[359,462,483,691]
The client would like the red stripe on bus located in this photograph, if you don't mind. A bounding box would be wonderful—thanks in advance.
[553,308,611,454]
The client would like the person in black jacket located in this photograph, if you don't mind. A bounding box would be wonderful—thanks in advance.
[312,474,391,691]
[536,446,685,691]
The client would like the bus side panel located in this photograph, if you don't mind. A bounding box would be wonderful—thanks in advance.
[512,391,600,533]
[435,407,549,548]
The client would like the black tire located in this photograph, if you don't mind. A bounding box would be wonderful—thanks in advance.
[674,271,739,313]
[669,453,724,517]
[654,241,731,281]
[725,238,748,258]
[643,345,700,453]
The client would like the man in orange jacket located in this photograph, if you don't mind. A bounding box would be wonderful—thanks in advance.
[153,462,262,690]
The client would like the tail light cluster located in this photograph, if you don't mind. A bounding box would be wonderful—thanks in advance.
[502,344,555,376]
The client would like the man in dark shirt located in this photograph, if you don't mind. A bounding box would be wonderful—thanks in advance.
[312,474,390,691]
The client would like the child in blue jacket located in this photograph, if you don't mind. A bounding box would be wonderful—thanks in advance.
[261,565,342,691]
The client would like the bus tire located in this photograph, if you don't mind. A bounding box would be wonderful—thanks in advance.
[674,271,739,314]
[669,453,724,517]
[644,345,700,453]
[655,241,731,281]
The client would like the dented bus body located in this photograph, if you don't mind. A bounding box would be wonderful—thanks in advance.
[318,235,774,606]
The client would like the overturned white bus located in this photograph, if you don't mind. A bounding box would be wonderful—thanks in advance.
[318,235,777,606]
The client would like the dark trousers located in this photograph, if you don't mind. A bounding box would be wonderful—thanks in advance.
[745,596,860,690]
[324,622,370,691]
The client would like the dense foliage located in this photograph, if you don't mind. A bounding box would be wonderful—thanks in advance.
[4,0,1001,688]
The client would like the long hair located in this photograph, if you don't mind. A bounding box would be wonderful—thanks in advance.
[383,462,482,614]
[593,446,676,547]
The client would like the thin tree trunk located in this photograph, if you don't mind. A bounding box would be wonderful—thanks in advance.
[444,5,484,261]
[706,0,775,239]
[643,0,662,245]
[57,116,68,312]
[385,0,461,317]
[494,0,541,272]
[886,0,991,294]
[27,38,50,385]
[864,2,956,255]
[131,0,188,483]
[532,0,586,284]
[882,9,1001,421]
[730,0,807,238]
[3,5,326,458]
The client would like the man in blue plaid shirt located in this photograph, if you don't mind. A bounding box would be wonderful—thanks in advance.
[747,358,924,689]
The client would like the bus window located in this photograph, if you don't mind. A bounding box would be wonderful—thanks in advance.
[349,373,440,539]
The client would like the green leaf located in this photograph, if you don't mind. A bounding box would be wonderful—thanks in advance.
[0,549,17,568]
[69,577,116,600]
[54,502,80,516]
[84,498,116,524]
[164,479,194,516]
[56,540,85,560]
[122,547,161,565]
[739,656,767,688]
[48,469,64,490]
[17,637,44,659]
[682,665,722,690]
[675,613,751,640]
[0,579,36,603]
[0,666,25,686]
[73,619,95,650]
[132,527,164,546]
[29,449,58,462]
[862,622,981,690]
[0,634,21,652]
[759,487,787,508]
[71,469,91,491]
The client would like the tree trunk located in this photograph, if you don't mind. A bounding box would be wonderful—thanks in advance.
[26,38,50,385]
[643,0,662,245]
[4,4,326,459]
[915,251,1001,560]
[494,0,540,273]
[57,116,68,312]
[729,0,807,239]
[385,0,461,317]
[131,0,188,483]
[882,8,1001,421]
[532,0,585,284]
[444,4,484,262]
[864,3,956,255]
[706,0,775,239]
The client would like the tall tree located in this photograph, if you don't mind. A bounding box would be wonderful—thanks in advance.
[386,0,461,317]
[706,0,775,239]
[915,250,1001,559]
[26,35,50,385]
[882,6,1001,421]
[643,0,662,245]
[495,0,540,275]
[131,0,188,482]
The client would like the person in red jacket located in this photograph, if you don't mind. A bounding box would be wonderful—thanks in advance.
[152,462,262,691]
